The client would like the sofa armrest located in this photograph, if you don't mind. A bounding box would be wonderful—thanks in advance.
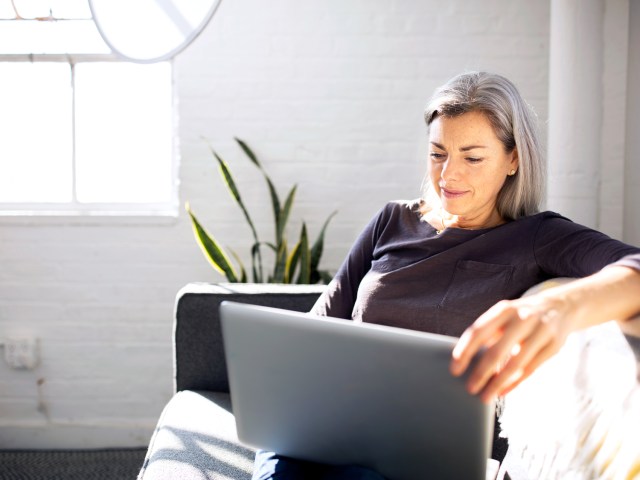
[174,283,325,393]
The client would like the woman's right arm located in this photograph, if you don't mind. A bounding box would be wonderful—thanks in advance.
[450,215,640,402]
[310,204,390,319]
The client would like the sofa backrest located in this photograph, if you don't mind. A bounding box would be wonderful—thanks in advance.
[174,283,326,393]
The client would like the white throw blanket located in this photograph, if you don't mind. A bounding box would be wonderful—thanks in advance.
[498,320,640,480]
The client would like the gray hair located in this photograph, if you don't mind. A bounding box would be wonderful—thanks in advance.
[423,71,545,220]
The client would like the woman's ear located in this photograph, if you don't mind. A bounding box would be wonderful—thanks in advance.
[509,147,519,173]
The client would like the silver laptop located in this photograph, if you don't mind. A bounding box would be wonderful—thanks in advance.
[220,301,495,480]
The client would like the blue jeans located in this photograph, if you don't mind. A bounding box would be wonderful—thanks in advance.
[252,450,387,480]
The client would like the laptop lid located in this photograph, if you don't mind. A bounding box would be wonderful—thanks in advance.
[220,301,494,480]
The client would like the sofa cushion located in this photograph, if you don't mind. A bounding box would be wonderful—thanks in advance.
[138,390,255,480]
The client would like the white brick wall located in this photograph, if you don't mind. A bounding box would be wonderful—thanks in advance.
[0,0,551,448]
[624,0,640,246]
[599,0,630,239]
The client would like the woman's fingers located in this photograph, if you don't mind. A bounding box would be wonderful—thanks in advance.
[493,341,560,399]
[451,296,569,403]
[450,301,513,376]
[476,323,554,401]
[463,306,539,395]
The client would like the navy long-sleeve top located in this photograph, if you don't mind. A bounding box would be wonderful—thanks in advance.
[311,200,640,337]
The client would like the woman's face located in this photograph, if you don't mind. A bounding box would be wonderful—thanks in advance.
[428,110,518,226]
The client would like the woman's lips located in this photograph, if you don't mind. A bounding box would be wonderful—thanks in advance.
[441,187,468,198]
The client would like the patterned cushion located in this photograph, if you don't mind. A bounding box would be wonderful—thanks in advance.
[138,390,255,480]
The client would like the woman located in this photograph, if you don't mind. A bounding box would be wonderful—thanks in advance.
[253,71,640,480]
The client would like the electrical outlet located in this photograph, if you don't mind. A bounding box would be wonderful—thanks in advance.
[4,337,39,369]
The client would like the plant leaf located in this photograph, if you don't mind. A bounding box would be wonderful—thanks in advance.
[235,138,282,240]
[251,242,263,283]
[264,242,278,253]
[310,210,338,272]
[208,142,264,281]
[228,248,248,283]
[211,148,243,205]
[208,144,261,242]
[265,175,281,243]
[296,223,310,284]
[285,241,301,284]
[235,137,261,168]
[278,185,297,246]
[318,270,334,284]
[186,204,238,283]
[272,239,288,284]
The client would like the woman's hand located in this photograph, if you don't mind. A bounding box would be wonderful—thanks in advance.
[450,266,640,403]
[449,291,578,403]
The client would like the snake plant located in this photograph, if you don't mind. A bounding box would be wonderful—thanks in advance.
[187,138,336,284]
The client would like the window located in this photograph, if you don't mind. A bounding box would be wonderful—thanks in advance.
[0,1,175,216]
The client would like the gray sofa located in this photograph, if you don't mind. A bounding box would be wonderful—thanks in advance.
[137,283,327,480]
[138,281,640,480]
[137,282,509,480]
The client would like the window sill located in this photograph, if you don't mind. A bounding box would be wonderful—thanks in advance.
[0,208,180,226]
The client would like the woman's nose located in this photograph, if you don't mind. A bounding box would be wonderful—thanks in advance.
[441,158,460,181]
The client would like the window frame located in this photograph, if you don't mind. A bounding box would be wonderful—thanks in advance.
[0,52,179,220]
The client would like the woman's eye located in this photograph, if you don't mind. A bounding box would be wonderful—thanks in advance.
[466,157,482,163]
[430,152,446,161]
